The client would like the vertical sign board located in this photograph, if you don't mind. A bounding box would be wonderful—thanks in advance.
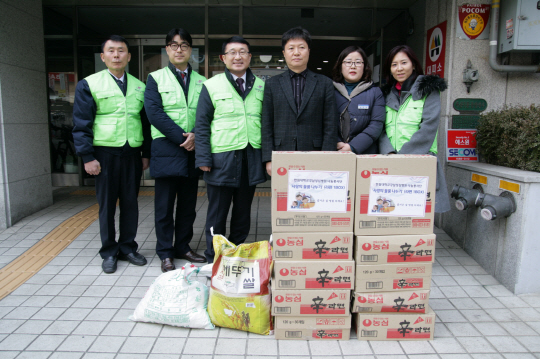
[447,130,478,161]
[457,4,491,40]
[425,21,447,78]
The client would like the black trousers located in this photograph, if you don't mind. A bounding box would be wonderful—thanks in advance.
[94,147,142,259]
[204,161,256,262]
[155,176,199,260]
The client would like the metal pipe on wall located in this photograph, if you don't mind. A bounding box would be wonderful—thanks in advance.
[489,0,540,72]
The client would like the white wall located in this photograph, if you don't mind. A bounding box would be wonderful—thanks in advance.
[0,0,53,228]
[419,0,540,227]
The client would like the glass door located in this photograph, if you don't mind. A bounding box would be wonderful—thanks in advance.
[138,39,164,187]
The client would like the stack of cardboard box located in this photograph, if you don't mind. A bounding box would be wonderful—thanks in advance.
[270,152,357,340]
[351,155,438,341]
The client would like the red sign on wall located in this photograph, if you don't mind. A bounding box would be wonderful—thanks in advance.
[447,130,478,162]
[425,21,447,79]
[458,4,491,40]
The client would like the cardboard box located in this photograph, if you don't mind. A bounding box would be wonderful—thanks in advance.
[355,263,432,292]
[272,289,350,316]
[274,260,355,290]
[354,307,435,340]
[271,152,356,233]
[273,232,353,261]
[275,327,351,340]
[351,290,430,313]
[274,315,352,329]
[354,234,436,264]
[354,155,437,235]
[274,315,352,339]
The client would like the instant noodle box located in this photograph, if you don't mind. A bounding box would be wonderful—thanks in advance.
[355,263,432,292]
[354,234,436,264]
[274,260,355,290]
[272,232,353,261]
[274,315,352,340]
[354,307,435,341]
[271,152,356,233]
[354,155,437,235]
[351,289,430,313]
[272,289,350,316]
[274,326,351,340]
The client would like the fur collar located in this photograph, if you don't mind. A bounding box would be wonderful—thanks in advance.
[382,75,447,98]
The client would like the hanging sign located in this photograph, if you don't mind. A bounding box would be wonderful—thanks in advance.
[447,130,478,162]
[457,4,491,40]
[425,21,447,78]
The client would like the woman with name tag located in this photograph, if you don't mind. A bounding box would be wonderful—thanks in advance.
[332,46,385,154]
[379,45,450,213]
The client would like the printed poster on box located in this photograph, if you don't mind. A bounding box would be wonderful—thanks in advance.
[287,171,349,213]
[368,175,428,217]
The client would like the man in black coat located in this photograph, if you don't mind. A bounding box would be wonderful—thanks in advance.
[261,27,338,175]
[195,36,266,263]
[72,35,151,274]
[144,28,207,272]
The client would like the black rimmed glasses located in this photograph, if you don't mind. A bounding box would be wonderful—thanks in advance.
[168,42,190,51]
[343,60,364,67]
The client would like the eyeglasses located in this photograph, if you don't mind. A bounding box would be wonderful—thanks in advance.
[168,42,190,51]
[343,60,364,67]
[224,50,250,57]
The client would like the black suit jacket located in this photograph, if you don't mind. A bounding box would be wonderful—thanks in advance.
[261,69,338,163]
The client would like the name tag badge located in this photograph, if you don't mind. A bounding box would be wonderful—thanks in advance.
[358,104,369,110]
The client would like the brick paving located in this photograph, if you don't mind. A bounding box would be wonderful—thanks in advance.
[0,187,539,358]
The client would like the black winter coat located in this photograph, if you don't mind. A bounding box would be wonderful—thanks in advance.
[144,63,201,179]
[195,69,266,187]
[333,82,386,154]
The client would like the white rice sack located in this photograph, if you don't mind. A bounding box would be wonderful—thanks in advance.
[130,264,214,329]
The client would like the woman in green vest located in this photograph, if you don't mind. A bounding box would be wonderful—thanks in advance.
[379,45,450,213]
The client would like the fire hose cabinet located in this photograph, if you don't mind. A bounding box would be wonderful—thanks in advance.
[498,0,540,53]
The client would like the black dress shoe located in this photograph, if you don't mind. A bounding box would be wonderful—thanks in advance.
[161,258,176,273]
[102,256,118,274]
[175,250,206,263]
[118,252,147,266]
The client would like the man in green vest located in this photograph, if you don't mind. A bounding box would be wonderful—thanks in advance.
[144,28,207,272]
[72,35,151,274]
[195,36,266,263]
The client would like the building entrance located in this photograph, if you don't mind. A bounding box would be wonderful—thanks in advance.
[45,3,417,187]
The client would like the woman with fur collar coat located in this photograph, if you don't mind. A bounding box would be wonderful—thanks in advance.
[332,46,386,154]
[379,45,450,213]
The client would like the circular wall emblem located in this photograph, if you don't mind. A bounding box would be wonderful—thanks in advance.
[463,13,484,37]
[363,319,372,327]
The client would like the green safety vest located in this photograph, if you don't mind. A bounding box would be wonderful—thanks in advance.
[85,70,145,147]
[205,73,265,154]
[385,95,438,154]
[149,67,206,139]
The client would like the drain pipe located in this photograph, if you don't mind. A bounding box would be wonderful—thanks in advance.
[489,0,540,72]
